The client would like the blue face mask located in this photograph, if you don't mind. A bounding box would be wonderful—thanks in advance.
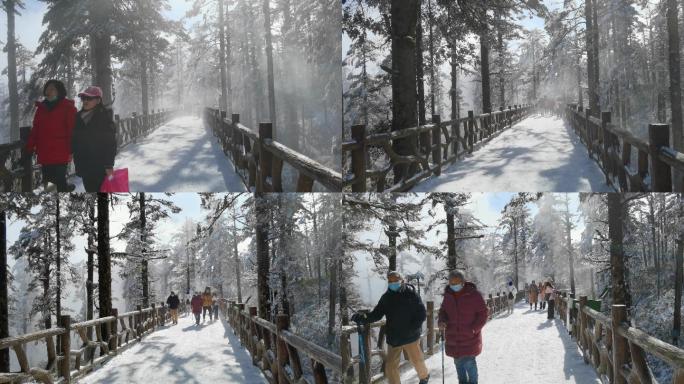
[388,282,401,292]
[46,95,58,102]
[450,284,463,292]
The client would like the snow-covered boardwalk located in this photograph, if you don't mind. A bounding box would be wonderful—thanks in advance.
[78,313,267,384]
[412,114,613,192]
[401,301,600,383]
[104,115,246,192]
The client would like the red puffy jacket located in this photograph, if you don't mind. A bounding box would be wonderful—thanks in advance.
[191,295,203,314]
[438,282,488,358]
[26,98,77,165]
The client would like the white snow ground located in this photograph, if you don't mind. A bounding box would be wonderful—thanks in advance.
[412,114,613,192]
[78,313,267,384]
[73,115,247,192]
[401,301,601,383]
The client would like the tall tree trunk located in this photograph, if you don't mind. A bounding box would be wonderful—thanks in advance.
[55,197,61,351]
[667,0,683,190]
[140,57,149,115]
[280,0,299,151]
[0,210,9,372]
[232,208,242,303]
[565,197,576,294]
[97,193,112,318]
[86,202,95,340]
[140,193,148,308]
[391,0,419,183]
[585,0,600,117]
[5,0,19,141]
[386,224,399,271]
[255,193,270,320]
[513,219,518,290]
[327,255,338,347]
[263,0,277,132]
[89,1,113,105]
[225,3,232,114]
[218,0,229,113]
[43,235,51,330]
[416,0,426,126]
[480,35,491,113]
[607,194,629,307]
[674,194,683,344]
[427,0,436,116]
[446,210,457,270]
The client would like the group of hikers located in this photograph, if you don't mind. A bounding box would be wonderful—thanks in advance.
[24,79,118,192]
[159,288,222,327]
[526,280,557,320]
[352,270,487,384]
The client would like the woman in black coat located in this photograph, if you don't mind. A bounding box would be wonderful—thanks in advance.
[71,86,117,192]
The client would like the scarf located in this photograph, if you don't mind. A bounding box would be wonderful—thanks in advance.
[80,108,96,125]
[43,97,61,111]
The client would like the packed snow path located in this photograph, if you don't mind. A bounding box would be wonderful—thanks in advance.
[412,114,613,192]
[78,313,267,384]
[401,301,601,383]
[74,115,246,192]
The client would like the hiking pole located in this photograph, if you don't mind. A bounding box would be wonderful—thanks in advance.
[356,319,367,378]
[441,328,445,384]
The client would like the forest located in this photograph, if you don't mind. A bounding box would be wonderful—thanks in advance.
[342,0,684,186]
[343,192,683,382]
[1,0,341,168]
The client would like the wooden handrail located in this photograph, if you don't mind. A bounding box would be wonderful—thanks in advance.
[0,109,174,192]
[203,108,343,192]
[563,103,684,192]
[342,104,534,192]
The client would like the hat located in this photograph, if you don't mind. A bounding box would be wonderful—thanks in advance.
[78,86,103,98]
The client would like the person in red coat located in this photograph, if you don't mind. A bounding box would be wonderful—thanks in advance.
[190,292,203,325]
[438,270,488,384]
[25,80,77,192]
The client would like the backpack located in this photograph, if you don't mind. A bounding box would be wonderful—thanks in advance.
[508,291,514,300]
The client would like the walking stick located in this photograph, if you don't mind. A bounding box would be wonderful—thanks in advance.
[441,328,445,384]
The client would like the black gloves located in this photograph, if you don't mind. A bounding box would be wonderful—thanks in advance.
[351,313,367,324]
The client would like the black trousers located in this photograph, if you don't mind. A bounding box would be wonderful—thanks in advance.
[81,171,106,192]
[42,164,69,191]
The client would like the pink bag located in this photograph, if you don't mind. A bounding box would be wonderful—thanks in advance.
[100,168,130,192]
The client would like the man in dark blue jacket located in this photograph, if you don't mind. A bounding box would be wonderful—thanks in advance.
[166,291,180,325]
[351,271,429,384]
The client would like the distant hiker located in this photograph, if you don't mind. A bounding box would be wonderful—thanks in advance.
[71,86,117,192]
[191,292,203,325]
[438,270,488,384]
[528,280,539,310]
[544,282,556,320]
[538,282,545,310]
[506,289,515,314]
[212,293,219,320]
[25,79,77,192]
[184,298,190,315]
[158,302,167,326]
[351,271,429,384]
[166,291,180,325]
[202,287,213,321]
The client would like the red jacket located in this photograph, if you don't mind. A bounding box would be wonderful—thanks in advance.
[191,295,203,314]
[26,98,77,165]
[438,282,488,358]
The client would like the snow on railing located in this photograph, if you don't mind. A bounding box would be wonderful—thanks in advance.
[564,104,684,192]
[204,109,343,192]
[0,109,173,192]
[342,104,534,192]
[555,291,684,383]
[0,303,172,383]
[222,300,342,384]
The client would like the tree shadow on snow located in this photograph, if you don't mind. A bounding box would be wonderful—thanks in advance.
[552,319,601,383]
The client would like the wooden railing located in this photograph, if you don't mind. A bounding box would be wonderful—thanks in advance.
[223,300,343,384]
[0,109,173,192]
[342,104,534,192]
[204,109,343,192]
[554,291,684,383]
[0,303,173,383]
[564,104,684,192]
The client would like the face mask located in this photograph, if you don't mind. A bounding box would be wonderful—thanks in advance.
[450,284,463,292]
[388,282,401,292]
[46,95,58,102]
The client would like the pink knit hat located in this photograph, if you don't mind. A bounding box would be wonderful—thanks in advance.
[78,86,103,98]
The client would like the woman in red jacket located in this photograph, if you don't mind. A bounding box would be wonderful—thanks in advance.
[438,270,488,384]
[25,80,77,192]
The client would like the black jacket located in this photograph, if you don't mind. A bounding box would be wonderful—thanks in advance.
[71,105,117,177]
[364,283,426,347]
[166,294,180,309]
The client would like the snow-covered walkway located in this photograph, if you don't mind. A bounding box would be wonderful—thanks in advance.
[412,114,613,192]
[78,313,267,384]
[74,115,246,192]
[401,301,600,383]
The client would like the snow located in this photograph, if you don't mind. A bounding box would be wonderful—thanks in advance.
[400,301,601,383]
[411,114,613,192]
[78,312,267,384]
[73,115,247,192]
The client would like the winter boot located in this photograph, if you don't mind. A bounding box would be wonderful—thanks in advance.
[418,374,430,384]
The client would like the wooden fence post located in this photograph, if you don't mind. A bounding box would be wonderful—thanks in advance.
[340,330,353,383]
[58,315,71,383]
[579,296,588,362]
[426,301,435,355]
[648,123,673,192]
[612,305,628,384]
[601,112,612,184]
[358,310,371,384]
[257,123,273,193]
[248,306,258,364]
[136,305,143,340]
[19,127,32,192]
[431,116,442,176]
[237,303,245,346]
[351,125,367,192]
[583,109,591,148]
[111,308,118,353]
[467,111,475,154]
[276,314,289,384]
